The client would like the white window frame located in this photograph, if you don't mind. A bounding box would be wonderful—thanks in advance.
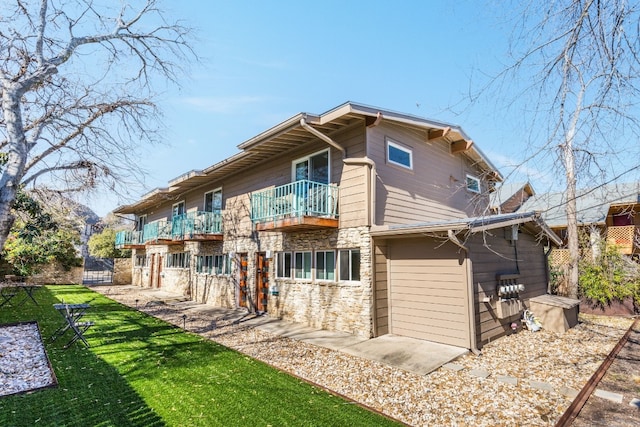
[204,188,223,212]
[466,174,481,194]
[213,254,226,275]
[135,214,147,232]
[196,255,214,274]
[339,249,361,282]
[294,251,312,279]
[196,254,229,275]
[292,149,330,184]
[134,254,147,268]
[166,251,190,269]
[172,200,186,217]
[386,139,413,170]
[315,250,336,281]
[276,252,292,278]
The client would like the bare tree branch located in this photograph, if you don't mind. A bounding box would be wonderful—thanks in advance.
[0,0,196,251]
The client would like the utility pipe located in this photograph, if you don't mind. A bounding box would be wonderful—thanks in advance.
[300,118,346,158]
[299,118,377,225]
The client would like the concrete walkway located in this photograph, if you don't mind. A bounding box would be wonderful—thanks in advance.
[131,286,468,376]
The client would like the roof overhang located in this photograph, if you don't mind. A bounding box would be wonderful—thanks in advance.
[115,101,503,214]
[370,211,562,246]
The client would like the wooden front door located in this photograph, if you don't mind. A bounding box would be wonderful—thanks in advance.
[149,254,155,288]
[256,252,269,312]
[238,253,249,308]
[150,254,163,288]
[157,255,163,288]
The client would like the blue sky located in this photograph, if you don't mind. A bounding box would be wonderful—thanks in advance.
[87,1,549,215]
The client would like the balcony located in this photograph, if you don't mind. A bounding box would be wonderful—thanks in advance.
[606,225,640,255]
[251,180,339,232]
[115,230,144,249]
[171,211,223,241]
[142,221,175,245]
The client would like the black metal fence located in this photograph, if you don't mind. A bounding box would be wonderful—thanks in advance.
[82,257,114,285]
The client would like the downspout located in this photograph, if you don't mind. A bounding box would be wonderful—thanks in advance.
[300,118,346,158]
[299,117,376,226]
[343,157,376,227]
[448,229,481,356]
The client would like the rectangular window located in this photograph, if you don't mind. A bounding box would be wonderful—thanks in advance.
[294,251,312,279]
[466,175,481,193]
[292,149,330,184]
[213,255,225,275]
[196,255,213,274]
[387,139,412,169]
[135,215,147,232]
[339,249,360,281]
[195,254,228,275]
[166,252,190,269]
[135,254,147,267]
[172,201,186,217]
[276,252,292,278]
[204,189,223,212]
[315,251,335,281]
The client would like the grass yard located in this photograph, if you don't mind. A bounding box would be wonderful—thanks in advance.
[0,285,400,426]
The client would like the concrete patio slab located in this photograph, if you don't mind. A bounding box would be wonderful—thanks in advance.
[340,334,468,376]
[247,318,369,351]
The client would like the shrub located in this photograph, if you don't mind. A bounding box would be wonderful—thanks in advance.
[88,228,131,258]
[578,244,640,311]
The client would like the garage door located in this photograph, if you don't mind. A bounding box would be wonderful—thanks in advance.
[388,238,471,348]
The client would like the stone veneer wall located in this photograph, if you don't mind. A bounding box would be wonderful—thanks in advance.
[113,258,132,285]
[28,262,84,284]
[127,226,374,337]
[269,227,373,337]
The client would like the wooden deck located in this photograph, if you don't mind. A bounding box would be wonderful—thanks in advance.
[255,216,339,232]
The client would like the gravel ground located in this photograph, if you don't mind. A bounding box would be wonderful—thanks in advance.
[0,322,56,397]
[93,285,634,426]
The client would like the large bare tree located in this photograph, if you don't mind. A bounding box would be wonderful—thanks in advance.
[482,0,640,298]
[0,0,193,250]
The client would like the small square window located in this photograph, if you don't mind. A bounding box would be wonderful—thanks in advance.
[387,139,413,169]
[466,175,481,193]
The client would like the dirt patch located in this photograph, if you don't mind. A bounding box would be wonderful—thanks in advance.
[580,298,637,316]
[573,322,640,426]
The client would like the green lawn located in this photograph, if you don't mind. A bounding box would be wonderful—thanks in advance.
[0,285,400,426]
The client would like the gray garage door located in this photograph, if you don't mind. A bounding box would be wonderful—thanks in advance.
[388,238,471,348]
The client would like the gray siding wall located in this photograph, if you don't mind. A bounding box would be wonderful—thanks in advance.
[366,122,489,226]
[138,123,369,230]
[468,229,549,347]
